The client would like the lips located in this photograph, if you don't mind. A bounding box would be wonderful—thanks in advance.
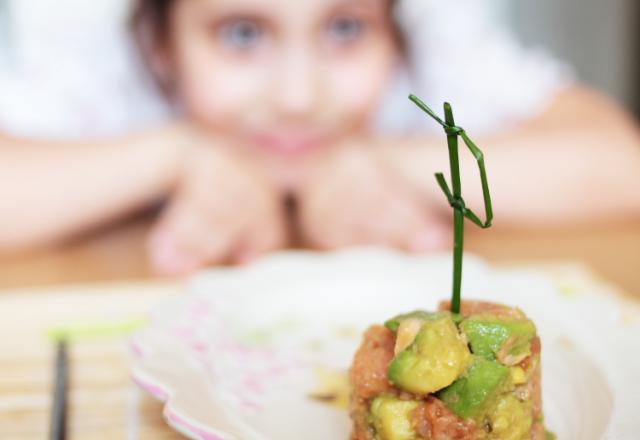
[251,131,326,155]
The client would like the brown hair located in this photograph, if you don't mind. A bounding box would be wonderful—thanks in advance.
[130,0,177,94]
[130,0,404,93]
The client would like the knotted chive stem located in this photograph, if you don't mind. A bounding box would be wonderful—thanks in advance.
[409,94,494,314]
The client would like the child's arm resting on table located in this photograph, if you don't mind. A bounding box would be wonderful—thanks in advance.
[379,85,640,227]
[0,126,287,272]
[0,128,184,250]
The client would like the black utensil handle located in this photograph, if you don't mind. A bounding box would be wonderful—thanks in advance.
[50,340,68,440]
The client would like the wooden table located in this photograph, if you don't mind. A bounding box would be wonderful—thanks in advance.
[0,217,639,296]
[0,218,638,439]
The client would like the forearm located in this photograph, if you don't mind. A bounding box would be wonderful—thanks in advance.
[379,88,640,227]
[0,129,184,249]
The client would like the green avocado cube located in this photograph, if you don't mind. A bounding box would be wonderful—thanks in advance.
[460,315,536,365]
[437,356,511,421]
[488,394,533,440]
[369,395,420,440]
[385,311,463,332]
[384,310,436,332]
[388,314,472,395]
[545,430,557,440]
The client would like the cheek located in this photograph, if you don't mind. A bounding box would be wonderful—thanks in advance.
[172,41,269,131]
[324,48,397,127]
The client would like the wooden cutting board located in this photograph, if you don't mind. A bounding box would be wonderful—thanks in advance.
[0,281,185,439]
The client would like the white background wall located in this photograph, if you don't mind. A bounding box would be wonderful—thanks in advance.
[506,0,639,114]
[1,0,638,115]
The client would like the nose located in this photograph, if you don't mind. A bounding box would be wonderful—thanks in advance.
[272,43,319,118]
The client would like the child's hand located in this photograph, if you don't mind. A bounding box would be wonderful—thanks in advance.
[147,124,287,275]
[298,144,450,252]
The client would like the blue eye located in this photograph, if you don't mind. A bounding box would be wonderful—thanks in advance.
[219,20,263,50]
[327,16,364,44]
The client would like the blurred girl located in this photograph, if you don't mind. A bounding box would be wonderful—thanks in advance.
[0,0,639,273]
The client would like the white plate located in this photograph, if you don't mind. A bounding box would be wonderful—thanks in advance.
[131,249,640,440]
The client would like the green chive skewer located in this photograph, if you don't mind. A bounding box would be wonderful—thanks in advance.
[409,94,494,314]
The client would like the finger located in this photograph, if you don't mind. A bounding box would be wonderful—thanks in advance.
[354,191,423,246]
[384,196,451,253]
[148,200,237,275]
[230,219,287,264]
[307,203,372,250]
[405,221,451,253]
[353,190,449,253]
[147,225,200,276]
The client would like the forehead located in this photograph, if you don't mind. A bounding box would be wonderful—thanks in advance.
[185,0,390,17]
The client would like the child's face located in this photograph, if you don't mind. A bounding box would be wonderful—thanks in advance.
[167,0,398,156]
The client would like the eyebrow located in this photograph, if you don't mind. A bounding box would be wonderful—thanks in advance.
[329,0,387,15]
[196,0,273,16]
[333,0,387,7]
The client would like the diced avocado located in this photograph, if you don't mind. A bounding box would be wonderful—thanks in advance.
[388,314,472,394]
[544,430,557,440]
[369,395,420,440]
[509,366,527,385]
[384,310,436,332]
[460,315,536,365]
[487,394,532,440]
[437,356,511,421]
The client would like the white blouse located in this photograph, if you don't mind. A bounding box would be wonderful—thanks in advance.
[0,0,573,140]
